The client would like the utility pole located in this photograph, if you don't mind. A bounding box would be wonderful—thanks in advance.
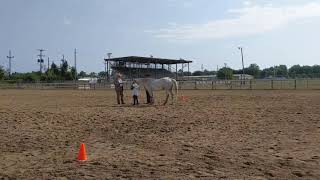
[104,59,107,81]
[74,49,77,80]
[224,63,227,80]
[61,54,66,63]
[47,57,50,71]
[37,49,46,73]
[107,53,112,81]
[201,64,204,71]
[216,65,219,77]
[6,50,14,77]
[238,47,245,83]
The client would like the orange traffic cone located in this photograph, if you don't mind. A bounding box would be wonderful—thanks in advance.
[77,143,87,161]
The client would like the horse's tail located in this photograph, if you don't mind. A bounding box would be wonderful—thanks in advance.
[172,78,178,96]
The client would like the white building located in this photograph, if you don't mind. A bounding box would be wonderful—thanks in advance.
[233,74,254,80]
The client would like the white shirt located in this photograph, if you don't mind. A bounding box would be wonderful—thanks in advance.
[118,79,123,87]
[132,83,140,96]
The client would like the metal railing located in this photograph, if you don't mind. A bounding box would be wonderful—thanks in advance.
[0,79,320,90]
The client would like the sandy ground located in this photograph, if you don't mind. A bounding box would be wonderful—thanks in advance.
[0,89,319,179]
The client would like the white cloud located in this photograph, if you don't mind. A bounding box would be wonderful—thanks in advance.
[243,1,252,6]
[149,2,320,41]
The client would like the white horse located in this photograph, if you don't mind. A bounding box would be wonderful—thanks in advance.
[135,77,178,105]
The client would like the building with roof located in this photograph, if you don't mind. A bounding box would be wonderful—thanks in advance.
[104,56,193,81]
[233,74,254,80]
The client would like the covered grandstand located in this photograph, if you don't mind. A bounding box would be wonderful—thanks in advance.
[104,56,193,81]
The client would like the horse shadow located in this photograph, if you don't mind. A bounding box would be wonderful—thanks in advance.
[111,103,174,108]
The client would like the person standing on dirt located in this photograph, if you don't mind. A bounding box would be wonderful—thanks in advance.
[114,73,125,104]
[131,80,140,105]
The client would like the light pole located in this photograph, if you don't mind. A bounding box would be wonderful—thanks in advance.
[238,47,245,83]
[74,48,77,81]
[107,53,112,81]
[224,63,227,80]
[6,50,14,77]
[37,49,46,73]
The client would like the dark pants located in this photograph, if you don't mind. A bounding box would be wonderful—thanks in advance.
[133,95,139,105]
[146,90,151,104]
[116,87,124,104]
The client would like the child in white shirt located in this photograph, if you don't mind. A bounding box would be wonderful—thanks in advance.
[131,80,140,105]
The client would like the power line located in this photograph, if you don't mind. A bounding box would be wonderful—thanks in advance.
[6,50,14,76]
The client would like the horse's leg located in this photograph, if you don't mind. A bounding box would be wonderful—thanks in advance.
[150,90,155,105]
[163,90,169,105]
[169,89,174,104]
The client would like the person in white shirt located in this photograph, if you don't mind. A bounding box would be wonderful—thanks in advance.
[114,73,125,104]
[131,80,140,105]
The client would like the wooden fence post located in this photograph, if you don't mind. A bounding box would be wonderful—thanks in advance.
[271,80,274,90]
[195,81,197,90]
[294,79,297,90]
[250,80,252,90]
[211,81,214,90]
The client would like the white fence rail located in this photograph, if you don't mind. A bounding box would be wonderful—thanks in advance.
[1,79,320,90]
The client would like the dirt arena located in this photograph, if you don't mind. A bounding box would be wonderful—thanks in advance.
[0,89,319,179]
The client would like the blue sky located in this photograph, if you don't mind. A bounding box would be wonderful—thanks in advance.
[1,0,320,73]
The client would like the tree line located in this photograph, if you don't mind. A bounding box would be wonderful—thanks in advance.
[185,64,320,80]
[1,62,320,81]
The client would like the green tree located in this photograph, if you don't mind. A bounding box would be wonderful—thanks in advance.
[217,67,233,80]
[302,66,313,78]
[23,72,40,82]
[203,69,216,75]
[60,60,69,79]
[98,71,107,78]
[78,71,87,77]
[288,65,301,78]
[89,72,97,77]
[275,65,288,77]
[312,65,320,78]
[0,66,5,80]
[192,71,203,76]
[244,64,261,78]
[70,67,77,80]
[51,62,60,77]
[66,72,74,80]
[45,69,58,81]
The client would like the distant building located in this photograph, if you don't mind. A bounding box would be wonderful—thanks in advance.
[104,56,193,81]
[233,74,254,80]
[78,77,98,89]
[181,74,254,81]
[180,75,216,81]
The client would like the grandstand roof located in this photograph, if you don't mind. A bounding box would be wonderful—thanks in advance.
[105,56,192,64]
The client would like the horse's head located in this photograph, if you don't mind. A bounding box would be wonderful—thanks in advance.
[133,78,143,85]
